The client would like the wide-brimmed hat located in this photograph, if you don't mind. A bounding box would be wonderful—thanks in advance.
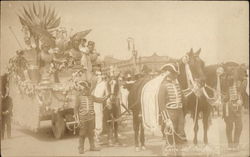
[71,29,92,41]
[160,63,178,73]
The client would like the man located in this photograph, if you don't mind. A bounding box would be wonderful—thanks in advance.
[1,75,13,139]
[158,63,187,152]
[74,80,108,154]
[79,40,93,82]
[68,37,84,64]
[92,71,109,143]
[87,41,100,68]
[223,72,244,151]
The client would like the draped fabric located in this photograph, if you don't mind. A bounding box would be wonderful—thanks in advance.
[141,73,168,134]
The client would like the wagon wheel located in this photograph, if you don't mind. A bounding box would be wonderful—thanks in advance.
[51,112,66,139]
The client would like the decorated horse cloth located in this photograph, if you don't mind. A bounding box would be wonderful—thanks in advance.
[141,73,168,133]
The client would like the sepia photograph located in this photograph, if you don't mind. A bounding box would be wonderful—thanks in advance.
[0,1,249,156]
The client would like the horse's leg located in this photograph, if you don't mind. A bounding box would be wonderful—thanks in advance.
[161,123,166,139]
[202,112,209,145]
[113,106,119,143]
[105,109,113,145]
[140,115,145,147]
[193,114,199,145]
[133,111,140,148]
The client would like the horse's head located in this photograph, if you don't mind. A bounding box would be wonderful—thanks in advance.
[107,75,120,101]
[220,62,248,92]
[178,48,206,88]
[187,48,206,82]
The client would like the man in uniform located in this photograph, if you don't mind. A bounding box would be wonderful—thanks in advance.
[74,80,109,154]
[1,73,13,139]
[223,71,244,151]
[158,63,187,152]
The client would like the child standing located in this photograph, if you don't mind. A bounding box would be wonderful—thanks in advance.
[74,80,109,154]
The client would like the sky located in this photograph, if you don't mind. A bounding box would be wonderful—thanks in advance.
[1,1,249,74]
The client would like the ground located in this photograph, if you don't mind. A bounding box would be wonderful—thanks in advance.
[1,112,249,157]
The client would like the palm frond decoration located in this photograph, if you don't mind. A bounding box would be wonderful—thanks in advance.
[18,3,60,47]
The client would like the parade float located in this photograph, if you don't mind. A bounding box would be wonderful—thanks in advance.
[7,4,102,139]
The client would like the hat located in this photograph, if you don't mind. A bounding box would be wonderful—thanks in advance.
[160,63,178,73]
[71,29,92,41]
[88,41,95,46]
[78,80,90,89]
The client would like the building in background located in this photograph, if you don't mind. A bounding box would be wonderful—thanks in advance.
[102,53,174,75]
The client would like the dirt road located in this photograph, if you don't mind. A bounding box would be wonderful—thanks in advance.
[1,113,249,156]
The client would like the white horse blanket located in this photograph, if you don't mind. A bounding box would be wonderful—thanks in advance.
[141,73,167,134]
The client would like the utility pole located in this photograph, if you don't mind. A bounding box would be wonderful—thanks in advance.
[127,37,139,74]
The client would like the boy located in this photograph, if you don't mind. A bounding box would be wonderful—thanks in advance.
[74,80,109,154]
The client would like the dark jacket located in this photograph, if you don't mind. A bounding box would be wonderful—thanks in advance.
[1,96,13,117]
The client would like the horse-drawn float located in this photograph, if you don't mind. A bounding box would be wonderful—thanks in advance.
[6,3,101,139]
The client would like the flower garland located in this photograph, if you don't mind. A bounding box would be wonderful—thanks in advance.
[8,53,29,77]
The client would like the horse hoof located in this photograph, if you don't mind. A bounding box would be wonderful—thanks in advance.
[190,145,200,152]
[135,147,140,152]
[141,146,146,151]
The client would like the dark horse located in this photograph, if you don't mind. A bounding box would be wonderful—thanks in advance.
[126,48,207,148]
[177,48,213,145]
[127,73,151,149]
[179,50,248,146]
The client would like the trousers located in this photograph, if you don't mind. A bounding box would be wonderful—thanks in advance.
[162,109,186,145]
[1,115,11,139]
[78,118,95,150]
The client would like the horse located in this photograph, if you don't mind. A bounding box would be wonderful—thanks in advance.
[125,49,206,149]
[127,73,151,150]
[104,74,122,146]
[205,62,248,111]
[176,48,214,145]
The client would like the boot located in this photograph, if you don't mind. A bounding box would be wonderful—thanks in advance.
[89,136,101,151]
[78,136,85,154]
